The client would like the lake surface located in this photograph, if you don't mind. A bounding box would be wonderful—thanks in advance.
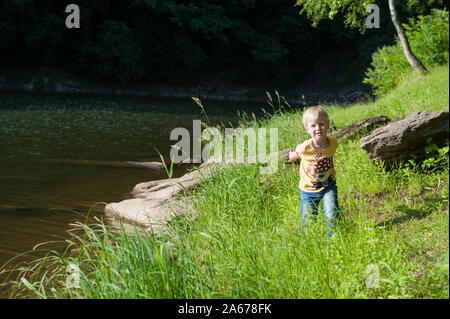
[0,91,267,295]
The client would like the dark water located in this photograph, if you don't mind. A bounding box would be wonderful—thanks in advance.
[0,91,266,295]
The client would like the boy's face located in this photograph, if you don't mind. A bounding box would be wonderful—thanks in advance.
[305,116,329,141]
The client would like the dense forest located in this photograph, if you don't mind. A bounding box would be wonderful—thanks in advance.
[0,0,447,89]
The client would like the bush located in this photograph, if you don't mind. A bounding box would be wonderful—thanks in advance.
[364,9,449,96]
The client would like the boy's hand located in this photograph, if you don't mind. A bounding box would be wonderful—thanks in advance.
[287,149,299,162]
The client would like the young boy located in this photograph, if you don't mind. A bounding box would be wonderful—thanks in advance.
[288,106,339,238]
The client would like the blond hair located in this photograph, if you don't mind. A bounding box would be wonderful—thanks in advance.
[302,106,329,128]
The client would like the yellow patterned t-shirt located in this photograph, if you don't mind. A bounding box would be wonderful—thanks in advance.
[295,136,339,193]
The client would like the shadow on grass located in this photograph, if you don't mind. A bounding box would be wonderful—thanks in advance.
[376,204,435,228]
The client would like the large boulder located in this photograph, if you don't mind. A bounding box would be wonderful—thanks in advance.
[360,111,449,165]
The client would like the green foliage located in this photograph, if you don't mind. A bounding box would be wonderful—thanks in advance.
[0,0,447,87]
[363,43,411,96]
[81,20,144,83]
[364,9,449,95]
[406,0,449,15]
[0,0,386,85]
[156,148,175,179]
[405,9,450,67]
[0,0,64,65]
[422,139,449,173]
[295,0,374,31]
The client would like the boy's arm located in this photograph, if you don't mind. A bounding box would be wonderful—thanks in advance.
[287,149,300,162]
[287,142,306,163]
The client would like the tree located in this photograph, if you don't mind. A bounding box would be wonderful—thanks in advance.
[387,0,427,72]
[295,0,428,73]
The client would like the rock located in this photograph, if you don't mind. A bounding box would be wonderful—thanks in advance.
[134,175,205,200]
[105,197,193,233]
[331,116,391,141]
[105,162,219,233]
[360,111,449,165]
[132,162,219,198]
[131,178,174,197]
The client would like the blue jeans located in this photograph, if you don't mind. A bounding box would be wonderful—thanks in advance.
[300,183,340,238]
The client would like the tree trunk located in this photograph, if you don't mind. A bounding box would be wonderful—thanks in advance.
[388,0,427,73]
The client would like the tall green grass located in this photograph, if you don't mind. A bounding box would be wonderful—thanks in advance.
[5,65,449,299]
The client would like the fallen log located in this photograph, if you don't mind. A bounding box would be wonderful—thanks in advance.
[330,115,391,141]
[48,159,165,170]
[0,204,28,212]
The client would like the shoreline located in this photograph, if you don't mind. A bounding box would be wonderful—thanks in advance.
[0,70,370,105]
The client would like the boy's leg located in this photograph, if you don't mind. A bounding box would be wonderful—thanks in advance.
[322,183,340,238]
[300,191,321,227]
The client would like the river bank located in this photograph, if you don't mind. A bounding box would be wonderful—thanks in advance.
[0,91,256,298]
[0,68,370,105]
[5,65,447,299]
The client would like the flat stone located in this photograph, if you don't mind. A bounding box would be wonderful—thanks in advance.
[105,197,193,232]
